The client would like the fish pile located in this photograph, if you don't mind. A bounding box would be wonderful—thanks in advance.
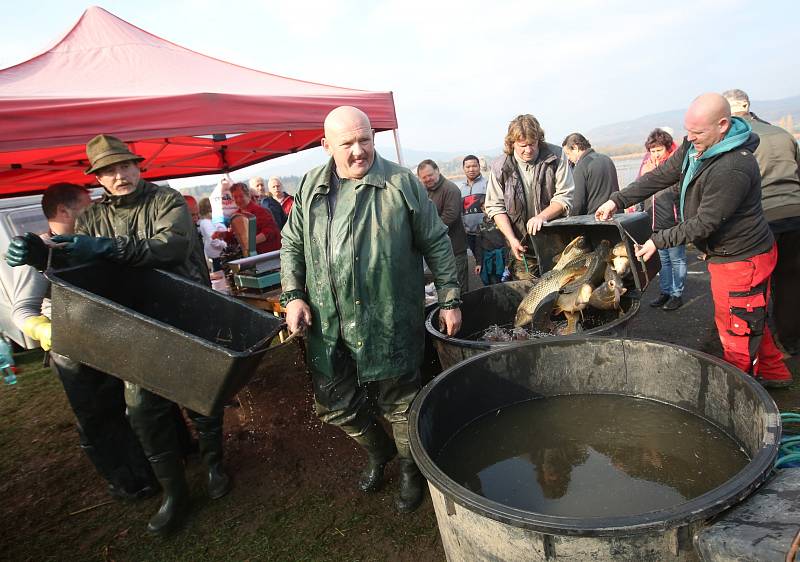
[512,236,632,336]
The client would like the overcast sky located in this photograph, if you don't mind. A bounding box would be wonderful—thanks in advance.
[4,0,799,182]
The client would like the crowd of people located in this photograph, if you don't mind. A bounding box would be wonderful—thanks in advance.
[4,88,798,534]
[184,175,293,266]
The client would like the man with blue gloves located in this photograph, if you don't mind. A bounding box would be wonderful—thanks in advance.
[6,135,231,535]
[10,183,158,500]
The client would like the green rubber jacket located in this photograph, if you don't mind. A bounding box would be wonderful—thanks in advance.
[75,180,210,286]
[280,154,460,382]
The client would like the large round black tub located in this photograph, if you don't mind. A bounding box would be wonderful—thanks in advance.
[427,281,640,370]
[409,337,780,562]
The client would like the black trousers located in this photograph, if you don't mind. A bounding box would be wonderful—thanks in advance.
[772,227,800,354]
[50,353,154,492]
[124,383,222,464]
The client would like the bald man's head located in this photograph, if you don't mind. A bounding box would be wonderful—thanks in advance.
[684,93,732,155]
[322,106,375,179]
[324,106,371,136]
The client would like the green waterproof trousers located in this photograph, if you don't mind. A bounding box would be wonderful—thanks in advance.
[312,341,420,455]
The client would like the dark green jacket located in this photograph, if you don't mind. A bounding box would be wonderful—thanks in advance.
[75,180,210,286]
[280,154,460,382]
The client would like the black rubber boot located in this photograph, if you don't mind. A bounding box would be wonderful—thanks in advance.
[395,457,425,513]
[80,441,157,500]
[394,440,424,513]
[198,430,231,500]
[146,455,190,536]
[351,422,397,493]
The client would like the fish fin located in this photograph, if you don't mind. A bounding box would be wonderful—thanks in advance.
[563,312,578,334]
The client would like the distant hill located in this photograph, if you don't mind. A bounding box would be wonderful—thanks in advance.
[586,95,800,148]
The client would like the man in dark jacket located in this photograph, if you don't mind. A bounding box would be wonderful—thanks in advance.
[596,93,792,388]
[33,136,230,534]
[281,106,461,514]
[561,133,619,216]
[723,89,800,356]
[417,159,469,293]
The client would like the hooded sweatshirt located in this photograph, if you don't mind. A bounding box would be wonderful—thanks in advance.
[679,116,751,220]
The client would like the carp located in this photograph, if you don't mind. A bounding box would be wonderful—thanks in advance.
[514,259,588,328]
[553,284,592,335]
[588,279,627,311]
[562,239,612,292]
[553,236,592,270]
[553,283,593,316]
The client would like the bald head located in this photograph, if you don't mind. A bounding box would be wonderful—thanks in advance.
[322,106,375,179]
[688,93,731,122]
[684,93,733,155]
[324,106,371,137]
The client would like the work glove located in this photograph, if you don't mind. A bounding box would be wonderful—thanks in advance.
[6,232,49,270]
[50,234,117,264]
[22,315,52,351]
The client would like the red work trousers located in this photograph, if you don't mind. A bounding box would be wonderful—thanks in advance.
[707,244,791,382]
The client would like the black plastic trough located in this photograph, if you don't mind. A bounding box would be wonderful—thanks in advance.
[47,262,284,416]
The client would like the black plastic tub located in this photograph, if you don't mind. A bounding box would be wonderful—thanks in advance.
[427,213,658,371]
[47,263,284,416]
[409,337,781,561]
[427,280,640,370]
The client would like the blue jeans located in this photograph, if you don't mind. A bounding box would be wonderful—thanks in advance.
[658,245,687,297]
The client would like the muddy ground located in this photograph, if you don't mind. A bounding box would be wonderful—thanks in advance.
[0,249,797,562]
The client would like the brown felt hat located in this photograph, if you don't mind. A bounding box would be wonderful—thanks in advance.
[84,134,144,174]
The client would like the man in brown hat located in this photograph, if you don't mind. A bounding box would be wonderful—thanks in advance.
[13,134,231,534]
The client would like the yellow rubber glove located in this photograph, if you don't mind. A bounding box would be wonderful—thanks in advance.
[22,315,48,339]
[22,315,51,351]
[34,321,51,351]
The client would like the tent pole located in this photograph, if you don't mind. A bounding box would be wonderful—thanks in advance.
[392,129,405,167]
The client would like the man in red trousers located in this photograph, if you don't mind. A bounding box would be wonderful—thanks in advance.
[596,93,792,388]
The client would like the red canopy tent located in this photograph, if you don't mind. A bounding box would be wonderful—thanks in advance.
[0,6,399,196]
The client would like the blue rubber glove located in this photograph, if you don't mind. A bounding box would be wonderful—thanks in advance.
[50,234,117,264]
[6,232,48,269]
